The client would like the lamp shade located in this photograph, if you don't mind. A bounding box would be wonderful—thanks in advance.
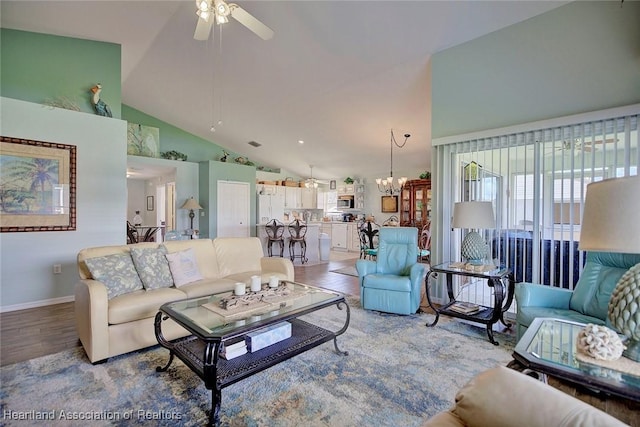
[452,202,496,230]
[579,176,640,253]
[180,197,203,210]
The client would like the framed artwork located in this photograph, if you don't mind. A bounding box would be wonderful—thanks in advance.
[127,123,159,158]
[0,136,77,232]
[147,196,154,211]
[381,195,398,213]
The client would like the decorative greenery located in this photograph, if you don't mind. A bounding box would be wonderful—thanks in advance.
[42,96,80,111]
[161,150,187,161]
[420,171,431,179]
[344,177,354,184]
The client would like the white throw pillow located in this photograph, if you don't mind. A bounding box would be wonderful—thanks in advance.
[165,248,204,287]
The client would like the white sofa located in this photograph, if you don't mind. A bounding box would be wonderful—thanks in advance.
[75,237,294,363]
[423,366,626,427]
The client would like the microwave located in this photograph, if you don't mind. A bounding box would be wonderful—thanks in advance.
[337,195,354,209]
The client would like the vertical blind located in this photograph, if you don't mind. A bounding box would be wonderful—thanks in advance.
[431,107,639,309]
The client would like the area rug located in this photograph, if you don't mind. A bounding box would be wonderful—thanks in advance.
[0,299,514,427]
[330,265,358,277]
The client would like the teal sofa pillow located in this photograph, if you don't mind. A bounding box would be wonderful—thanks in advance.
[85,253,143,299]
[130,245,173,290]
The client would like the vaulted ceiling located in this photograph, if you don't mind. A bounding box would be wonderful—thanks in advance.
[1,1,565,181]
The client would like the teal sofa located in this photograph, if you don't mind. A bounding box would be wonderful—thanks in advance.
[356,227,426,315]
[515,251,640,338]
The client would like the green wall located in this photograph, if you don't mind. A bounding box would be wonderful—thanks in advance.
[432,1,640,138]
[122,105,229,163]
[200,160,257,238]
[0,28,122,119]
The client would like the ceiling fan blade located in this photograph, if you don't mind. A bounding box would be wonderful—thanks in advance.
[194,16,214,40]
[229,5,274,40]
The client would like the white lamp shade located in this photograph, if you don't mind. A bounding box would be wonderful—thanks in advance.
[452,201,496,229]
[579,175,640,253]
[181,197,203,210]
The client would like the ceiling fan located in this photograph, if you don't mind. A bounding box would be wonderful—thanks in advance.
[533,138,618,155]
[194,0,274,41]
[304,165,329,188]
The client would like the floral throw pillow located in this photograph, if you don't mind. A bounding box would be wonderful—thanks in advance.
[130,246,174,290]
[85,253,144,299]
[165,248,204,287]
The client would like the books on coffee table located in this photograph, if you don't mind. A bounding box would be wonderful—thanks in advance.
[220,338,248,360]
[449,301,480,314]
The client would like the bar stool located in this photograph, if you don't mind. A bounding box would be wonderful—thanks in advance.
[288,219,308,264]
[265,219,285,257]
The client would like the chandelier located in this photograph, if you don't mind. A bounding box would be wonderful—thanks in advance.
[376,129,410,194]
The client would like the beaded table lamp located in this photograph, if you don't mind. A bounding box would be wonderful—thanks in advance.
[452,201,496,265]
[579,175,640,361]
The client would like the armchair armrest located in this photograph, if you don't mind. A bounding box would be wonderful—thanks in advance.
[260,257,294,281]
[515,282,572,310]
[355,259,376,278]
[74,279,110,363]
[410,263,427,293]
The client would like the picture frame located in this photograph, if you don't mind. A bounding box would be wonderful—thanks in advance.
[147,196,154,211]
[381,195,398,213]
[127,123,159,158]
[1,136,77,232]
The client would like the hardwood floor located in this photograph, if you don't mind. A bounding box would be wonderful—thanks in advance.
[0,254,360,367]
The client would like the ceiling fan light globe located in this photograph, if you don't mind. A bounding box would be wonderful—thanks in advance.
[197,10,211,22]
[196,0,209,12]
[216,14,229,24]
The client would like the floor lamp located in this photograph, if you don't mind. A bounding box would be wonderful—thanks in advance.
[180,197,203,239]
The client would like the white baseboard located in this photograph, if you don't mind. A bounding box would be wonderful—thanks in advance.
[0,295,75,313]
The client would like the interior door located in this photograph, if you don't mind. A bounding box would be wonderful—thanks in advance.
[217,181,250,237]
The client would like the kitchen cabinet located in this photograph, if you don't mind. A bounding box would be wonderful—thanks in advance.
[257,194,284,224]
[400,179,432,229]
[284,186,300,209]
[348,223,361,252]
[331,223,349,250]
[354,184,365,210]
[300,187,317,209]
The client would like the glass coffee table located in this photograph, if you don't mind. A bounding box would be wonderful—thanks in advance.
[154,280,350,426]
[513,317,640,402]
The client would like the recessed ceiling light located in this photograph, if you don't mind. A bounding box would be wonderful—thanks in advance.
[298,140,304,144]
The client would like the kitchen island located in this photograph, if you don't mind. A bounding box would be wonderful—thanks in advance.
[256,223,320,264]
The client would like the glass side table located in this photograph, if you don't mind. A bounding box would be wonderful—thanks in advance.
[513,317,640,402]
[424,262,514,345]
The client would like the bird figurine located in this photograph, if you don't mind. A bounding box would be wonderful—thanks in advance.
[90,83,112,117]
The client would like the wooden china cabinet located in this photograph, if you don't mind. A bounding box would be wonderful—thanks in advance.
[400,179,432,228]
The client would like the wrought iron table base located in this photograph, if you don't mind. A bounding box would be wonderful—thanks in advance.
[155,302,350,426]
[424,265,514,346]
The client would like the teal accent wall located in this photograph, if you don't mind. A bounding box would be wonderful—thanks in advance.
[0,28,121,119]
[200,161,257,238]
[122,105,229,163]
[432,1,640,139]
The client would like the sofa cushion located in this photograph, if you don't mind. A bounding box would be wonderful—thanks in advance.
[130,245,173,290]
[108,287,187,325]
[165,248,204,287]
[447,366,626,427]
[84,253,143,299]
[179,278,238,299]
[164,239,220,279]
[214,237,263,277]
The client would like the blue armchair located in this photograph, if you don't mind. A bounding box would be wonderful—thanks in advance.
[356,227,426,315]
[515,251,640,338]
